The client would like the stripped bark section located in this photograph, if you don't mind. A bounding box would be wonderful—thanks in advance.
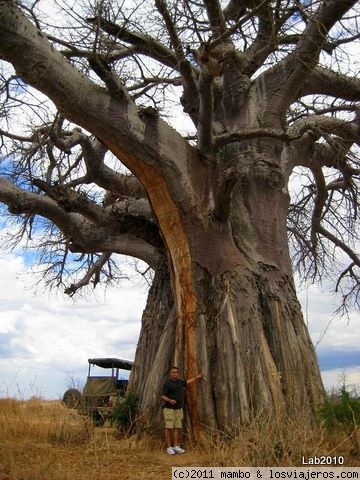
[100,138,200,437]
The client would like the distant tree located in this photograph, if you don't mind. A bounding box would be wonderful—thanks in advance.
[0,0,359,437]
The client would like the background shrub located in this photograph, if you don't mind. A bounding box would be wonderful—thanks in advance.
[110,392,139,433]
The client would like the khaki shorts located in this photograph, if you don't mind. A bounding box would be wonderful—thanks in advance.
[163,408,184,429]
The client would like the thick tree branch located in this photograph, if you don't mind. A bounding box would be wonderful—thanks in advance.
[310,166,328,251]
[107,197,153,220]
[311,140,357,171]
[277,34,360,56]
[287,111,360,172]
[0,127,35,143]
[153,0,201,127]
[223,0,245,22]
[87,54,131,101]
[1,124,147,202]
[32,179,105,224]
[197,71,214,156]
[260,0,358,119]
[300,67,360,101]
[49,128,85,155]
[179,59,200,123]
[215,127,290,146]
[0,177,160,268]
[0,176,83,233]
[290,0,357,86]
[78,137,147,199]
[32,178,156,253]
[154,0,185,62]
[64,252,112,296]
[213,0,269,49]
[0,2,127,140]
[86,17,179,70]
[288,115,359,145]
[100,172,147,201]
[241,1,277,76]
[203,0,228,37]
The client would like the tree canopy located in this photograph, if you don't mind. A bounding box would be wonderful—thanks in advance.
[0,0,358,308]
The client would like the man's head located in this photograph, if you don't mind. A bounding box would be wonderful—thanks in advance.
[169,366,179,380]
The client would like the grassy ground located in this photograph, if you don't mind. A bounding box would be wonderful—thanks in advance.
[0,398,358,480]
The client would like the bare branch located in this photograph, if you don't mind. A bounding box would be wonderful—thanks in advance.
[241,1,277,76]
[32,178,106,224]
[0,177,160,268]
[202,0,227,37]
[154,0,185,62]
[318,226,360,270]
[212,0,269,50]
[197,70,214,156]
[334,262,360,315]
[300,67,360,101]
[64,252,112,296]
[310,166,328,251]
[0,127,35,142]
[215,127,290,146]
[288,114,359,145]
[86,16,179,69]
[87,53,131,101]
[261,0,358,117]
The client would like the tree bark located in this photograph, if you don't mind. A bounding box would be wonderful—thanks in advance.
[129,143,325,437]
[130,244,324,437]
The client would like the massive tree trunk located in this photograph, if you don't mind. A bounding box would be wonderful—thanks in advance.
[128,140,325,437]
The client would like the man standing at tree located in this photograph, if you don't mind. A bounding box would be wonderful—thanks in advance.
[161,366,202,455]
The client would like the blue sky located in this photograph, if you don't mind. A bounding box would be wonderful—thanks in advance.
[0,245,359,400]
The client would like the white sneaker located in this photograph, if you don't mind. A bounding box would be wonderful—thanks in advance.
[166,447,175,455]
[173,445,185,453]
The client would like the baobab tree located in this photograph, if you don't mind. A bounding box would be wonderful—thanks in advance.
[0,0,359,436]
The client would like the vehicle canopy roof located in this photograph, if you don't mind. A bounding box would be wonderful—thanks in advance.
[88,358,133,370]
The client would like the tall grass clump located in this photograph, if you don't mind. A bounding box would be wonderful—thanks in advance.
[0,397,98,480]
[191,397,360,467]
[195,409,320,466]
[0,397,94,445]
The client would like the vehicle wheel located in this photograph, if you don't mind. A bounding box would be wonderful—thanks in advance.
[62,388,82,408]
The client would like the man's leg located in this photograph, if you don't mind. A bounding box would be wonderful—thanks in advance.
[173,427,180,446]
[165,427,172,448]
[163,409,176,454]
[172,409,185,453]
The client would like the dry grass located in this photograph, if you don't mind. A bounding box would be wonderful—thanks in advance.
[0,398,358,480]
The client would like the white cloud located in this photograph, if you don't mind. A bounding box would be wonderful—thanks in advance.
[0,254,146,398]
[321,366,360,393]
[297,283,360,351]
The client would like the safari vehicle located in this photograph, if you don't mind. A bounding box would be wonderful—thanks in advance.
[62,357,133,425]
